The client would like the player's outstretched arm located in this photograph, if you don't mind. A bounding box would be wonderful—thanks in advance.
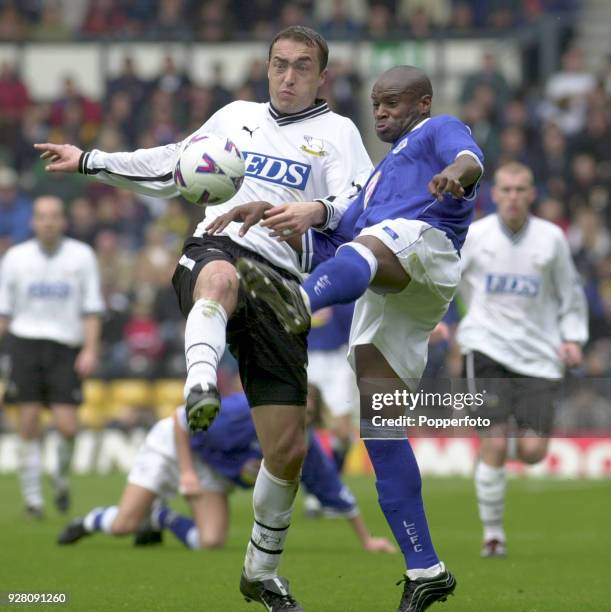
[428,153,482,201]
[34,143,82,173]
[34,141,181,198]
[174,411,202,497]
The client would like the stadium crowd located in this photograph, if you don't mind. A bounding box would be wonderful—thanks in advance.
[0,3,609,387]
[0,0,580,42]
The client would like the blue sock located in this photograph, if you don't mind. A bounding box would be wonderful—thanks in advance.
[303,245,373,313]
[154,506,198,549]
[365,439,439,570]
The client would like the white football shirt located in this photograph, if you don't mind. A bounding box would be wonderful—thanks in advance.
[0,238,104,346]
[80,100,373,277]
[456,214,588,379]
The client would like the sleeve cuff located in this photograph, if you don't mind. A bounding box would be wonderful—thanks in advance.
[312,198,334,231]
[78,151,88,174]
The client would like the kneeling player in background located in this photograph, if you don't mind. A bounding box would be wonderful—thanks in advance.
[58,377,395,554]
[456,162,588,557]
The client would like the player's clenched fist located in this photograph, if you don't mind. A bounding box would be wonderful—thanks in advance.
[34,143,83,173]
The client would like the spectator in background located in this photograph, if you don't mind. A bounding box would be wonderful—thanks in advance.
[532,122,570,187]
[319,0,362,39]
[0,167,32,256]
[541,46,596,136]
[80,0,127,38]
[450,1,475,31]
[241,60,269,102]
[30,1,73,41]
[535,196,570,234]
[460,52,512,111]
[150,0,192,40]
[153,55,191,98]
[186,86,214,134]
[570,107,611,164]
[67,196,99,247]
[49,77,102,141]
[0,62,30,151]
[0,5,27,41]
[398,0,450,28]
[209,63,233,114]
[95,229,135,296]
[366,4,393,38]
[196,0,233,41]
[106,56,148,109]
[405,6,432,37]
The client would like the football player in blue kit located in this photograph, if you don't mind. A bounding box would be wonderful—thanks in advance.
[58,385,395,556]
[232,65,484,611]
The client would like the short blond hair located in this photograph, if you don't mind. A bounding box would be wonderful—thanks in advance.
[494,161,534,186]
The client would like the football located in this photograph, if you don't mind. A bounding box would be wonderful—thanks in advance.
[173,132,245,206]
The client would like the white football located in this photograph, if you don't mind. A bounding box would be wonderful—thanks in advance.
[173,132,245,206]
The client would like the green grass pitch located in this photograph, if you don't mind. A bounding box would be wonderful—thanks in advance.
[1,474,609,611]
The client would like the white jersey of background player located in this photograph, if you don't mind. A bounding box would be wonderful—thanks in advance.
[455,161,588,559]
[77,99,371,278]
[457,181,588,379]
[34,26,372,611]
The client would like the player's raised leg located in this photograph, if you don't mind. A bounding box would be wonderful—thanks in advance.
[16,403,44,518]
[174,256,239,432]
[240,405,306,612]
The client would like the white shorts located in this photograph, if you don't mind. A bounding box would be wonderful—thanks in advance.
[346,219,461,382]
[127,444,235,497]
[307,345,359,417]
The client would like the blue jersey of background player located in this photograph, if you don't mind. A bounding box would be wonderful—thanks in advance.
[308,114,483,268]
[191,391,357,516]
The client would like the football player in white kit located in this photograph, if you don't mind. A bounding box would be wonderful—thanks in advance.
[456,161,588,557]
[34,26,373,611]
[0,196,103,517]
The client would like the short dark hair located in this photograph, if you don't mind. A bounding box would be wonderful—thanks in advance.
[268,26,329,72]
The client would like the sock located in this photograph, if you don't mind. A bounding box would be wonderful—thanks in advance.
[365,438,440,571]
[475,460,506,542]
[331,436,351,472]
[152,506,200,549]
[406,562,446,581]
[83,506,119,533]
[244,462,299,581]
[302,243,377,313]
[54,435,75,492]
[17,439,43,509]
[184,298,227,399]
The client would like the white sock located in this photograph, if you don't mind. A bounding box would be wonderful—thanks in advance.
[17,439,43,508]
[243,462,299,581]
[475,460,506,542]
[83,506,119,533]
[186,527,201,550]
[184,298,227,398]
[54,435,75,492]
[407,561,446,580]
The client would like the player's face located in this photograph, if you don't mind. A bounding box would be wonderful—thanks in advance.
[32,197,67,246]
[371,84,431,143]
[492,171,535,227]
[267,39,327,114]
